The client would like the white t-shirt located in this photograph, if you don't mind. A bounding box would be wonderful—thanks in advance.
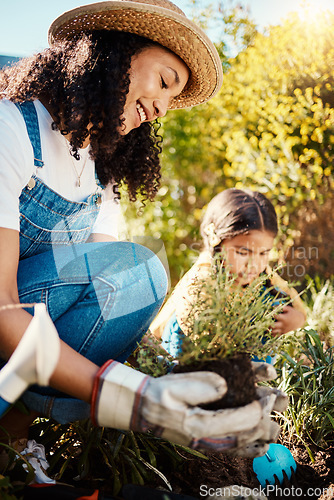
[0,99,120,237]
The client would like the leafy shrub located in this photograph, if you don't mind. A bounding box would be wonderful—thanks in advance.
[173,258,286,366]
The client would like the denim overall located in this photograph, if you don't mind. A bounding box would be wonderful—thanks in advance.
[12,102,168,423]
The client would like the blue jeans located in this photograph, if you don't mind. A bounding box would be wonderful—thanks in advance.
[17,241,168,423]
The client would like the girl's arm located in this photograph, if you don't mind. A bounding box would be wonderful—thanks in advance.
[270,269,307,317]
[270,269,307,335]
[150,252,213,340]
[0,227,99,404]
[272,305,306,335]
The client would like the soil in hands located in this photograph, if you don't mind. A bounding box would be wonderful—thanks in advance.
[173,354,257,409]
[169,355,334,499]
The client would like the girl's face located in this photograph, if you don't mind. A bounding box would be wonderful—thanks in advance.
[221,230,275,285]
[120,45,189,135]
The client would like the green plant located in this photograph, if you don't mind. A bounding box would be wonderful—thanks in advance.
[0,474,22,500]
[174,257,286,366]
[305,276,334,346]
[0,438,38,499]
[133,333,172,378]
[273,329,334,458]
[2,417,206,498]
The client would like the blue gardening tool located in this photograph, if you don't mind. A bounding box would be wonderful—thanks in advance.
[0,303,60,417]
[253,443,297,488]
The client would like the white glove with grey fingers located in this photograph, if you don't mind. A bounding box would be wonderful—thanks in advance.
[91,360,287,457]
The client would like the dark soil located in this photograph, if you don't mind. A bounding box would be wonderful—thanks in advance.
[30,429,334,500]
[173,355,257,409]
[165,358,334,498]
[53,440,334,500]
[165,440,334,499]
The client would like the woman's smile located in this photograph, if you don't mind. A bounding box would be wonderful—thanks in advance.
[120,45,189,135]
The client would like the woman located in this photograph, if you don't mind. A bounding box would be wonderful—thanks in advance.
[0,0,284,478]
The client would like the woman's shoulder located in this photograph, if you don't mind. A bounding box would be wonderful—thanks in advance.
[0,99,36,153]
[0,99,49,130]
[0,99,34,153]
[0,99,35,182]
[0,99,25,125]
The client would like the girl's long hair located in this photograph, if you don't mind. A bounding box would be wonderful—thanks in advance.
[0,31,163,201]
[200,188,278,254]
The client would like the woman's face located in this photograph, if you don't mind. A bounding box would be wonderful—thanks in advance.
[120,45,190,135]
[221,230,275,285]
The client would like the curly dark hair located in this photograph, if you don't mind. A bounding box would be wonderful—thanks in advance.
[0,31,164,201]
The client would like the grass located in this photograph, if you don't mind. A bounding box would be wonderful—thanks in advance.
[165,256,287,365]
[0,417,207,498]
[305,276,334,346]
[273,329,334,459]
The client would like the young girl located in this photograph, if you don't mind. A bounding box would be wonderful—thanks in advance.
[151,188,307,357]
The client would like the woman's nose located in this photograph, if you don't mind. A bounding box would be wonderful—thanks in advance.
[153,96,169,118]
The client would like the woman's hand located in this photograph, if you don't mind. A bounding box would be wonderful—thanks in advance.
[272,305,306,335]
[91,360,285,457]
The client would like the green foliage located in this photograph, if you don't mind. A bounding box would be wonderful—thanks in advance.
[0,418,206,498]
[304,276,334,346]
[274,330,334,456]
[1,276,334,496]
[121,9,334,283]
[133,333,172,378]
[218,1,258,57]
[0,475,22,500]
[35,420,178,495]
[174,257,285,365]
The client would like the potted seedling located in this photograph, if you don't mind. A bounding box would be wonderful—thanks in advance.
[170,256,288,410]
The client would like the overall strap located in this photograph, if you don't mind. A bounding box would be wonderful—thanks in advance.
[15,101,44,168]
[95,171,105,189]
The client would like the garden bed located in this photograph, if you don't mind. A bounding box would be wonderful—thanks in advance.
[163,441,334,499]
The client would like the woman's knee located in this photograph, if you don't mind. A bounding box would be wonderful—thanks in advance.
[93,241,168,310]
[129,242,168,303]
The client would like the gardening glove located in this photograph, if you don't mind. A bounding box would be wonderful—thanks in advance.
[226,361,288,457]
[252,360,289,413]
[0,303,60,413]
[91,360,283,457]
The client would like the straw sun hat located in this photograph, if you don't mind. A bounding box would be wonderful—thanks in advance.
[48,0,223,109]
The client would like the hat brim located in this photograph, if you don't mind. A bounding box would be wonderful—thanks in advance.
[48,1,223,109]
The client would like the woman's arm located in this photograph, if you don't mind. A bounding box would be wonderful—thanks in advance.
[0,228,99,404]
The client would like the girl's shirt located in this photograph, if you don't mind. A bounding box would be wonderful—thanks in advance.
[0,99,120,237]
[150,251,307,339]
